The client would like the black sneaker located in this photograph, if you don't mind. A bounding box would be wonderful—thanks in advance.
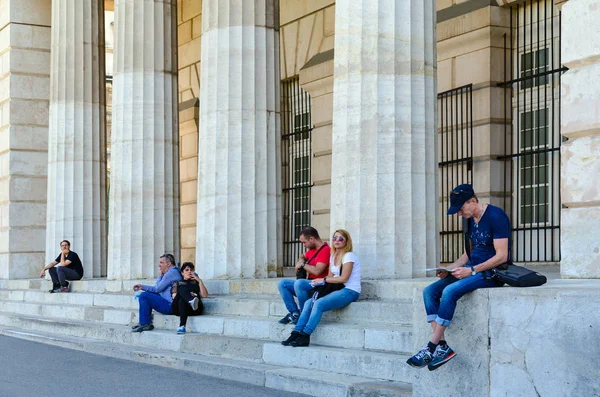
[428,343,456,371]
[406,344,434,368]
[281,331,301,346]
[49,284,60,293]
[290,332,310,347]
[131,324,154,333]
[278,311,299,324]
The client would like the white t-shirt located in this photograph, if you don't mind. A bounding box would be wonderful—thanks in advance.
[329,252,361,293]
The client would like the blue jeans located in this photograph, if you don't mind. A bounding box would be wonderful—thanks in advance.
[423,272,501,327]
[138,292,173,325]
[294,288,360,334]
[277,278,313,313]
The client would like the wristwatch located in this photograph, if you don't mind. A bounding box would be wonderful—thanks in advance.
[301,262,306,268]
[471,267,477,276]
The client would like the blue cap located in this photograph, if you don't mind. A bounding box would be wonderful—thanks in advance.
[447,184,475,215]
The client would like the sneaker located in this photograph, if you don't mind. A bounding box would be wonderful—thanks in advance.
[428,343,456,371]
[281,331,300,346]
[131,324,154,333]
[189,297,199,311]
[49,284,61,293]
[278,311,300,324]
[406,345,434,368]
[289,332,310,347]
[57,286,69,293]
[177,326,186,334]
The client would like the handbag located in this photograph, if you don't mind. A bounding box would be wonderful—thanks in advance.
[309,264,344,300]
[296,243,327,280]
[462,218,547,288]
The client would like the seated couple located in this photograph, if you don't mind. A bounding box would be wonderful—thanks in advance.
[131,254,208,334]
[39,240,84,293]
[279,227,361,347]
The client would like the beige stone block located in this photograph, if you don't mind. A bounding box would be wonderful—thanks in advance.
[180,157,198,181]
[471,158,509,194]
[0,179,7,202]
[436,0,452,11]
[181,247,195,263]
[181,180,197,203]
[311,213,330,240]
[178,66,191,91]
[561,206,600,278]
[181,203,197,227]
[469,86,508,123]
[0,252,44,279]
[312,154,331,183]
[179,119,198,135]
[190,64,200,97]
[0,152,8,177]
[178,20,192,45]
[8,175,47,201]
[323,5,335,37]
[8,202,45,226]
[8,99,49,126]
[319,35,334,52]
[7,151,47,176]
[0,0,51,28]
[7,227,45,252]
[181,89,194,102]
[178,37,201,69]
[561,65,600,138]
[181,226,196,249]
[311,93,333,125]
[471,123,510,159]
[6,49,50,76]
[280,0,335,26]
[179,104,198,123]
[300,63,333,94]
[312,124,332,153]
[437,6,510,42]
[438,26,509,62]
[4,126,48,151]
[192,14,202,38]
[4,24,51,50]
[181,132,198,158]
[4,74,49,100]
[561,135,600,207]
[282,21,298,78]
[437,58,453,93]
[181,0,201,22]
[295,13,315,71]
[311,183,331,212]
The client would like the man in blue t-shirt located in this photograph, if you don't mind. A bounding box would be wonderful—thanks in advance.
[407,184,510,371]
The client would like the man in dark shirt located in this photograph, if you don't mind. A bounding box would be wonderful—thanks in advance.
[407,184,510,371]
[39,240,84,293]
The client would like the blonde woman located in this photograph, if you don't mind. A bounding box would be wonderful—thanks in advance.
[281,229,361,347]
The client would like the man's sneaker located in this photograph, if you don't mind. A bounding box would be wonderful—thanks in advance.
[131,324,154,333]
[57,286,69,293]
[406,345,434,368]
[49,284,61,293]
[189,297,199,311]
[278,311,299,324]
[281,331,300,346]
[177,326,186,334]
[428,343,456,371]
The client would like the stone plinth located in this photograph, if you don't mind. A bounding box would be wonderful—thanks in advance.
[0,0,51,279]
[560,0,600,278]
[330,0,438,278]
[108,0,180,279]
[196,0,281,279]
[46,0,107,278]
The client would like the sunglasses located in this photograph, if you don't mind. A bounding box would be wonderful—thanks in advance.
[332,236,345,242]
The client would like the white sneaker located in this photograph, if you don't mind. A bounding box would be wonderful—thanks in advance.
[189,297,199,311]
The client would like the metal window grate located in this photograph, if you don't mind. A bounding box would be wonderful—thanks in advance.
[438,84,473,264]
[498,0,566,263]
[281,77,313,267]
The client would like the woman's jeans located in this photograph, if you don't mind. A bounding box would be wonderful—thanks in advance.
[294,288,360,335]
[423,273,501,327]
[277,279,313,313]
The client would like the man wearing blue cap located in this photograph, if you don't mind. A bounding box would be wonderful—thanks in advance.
[407,184,510,371]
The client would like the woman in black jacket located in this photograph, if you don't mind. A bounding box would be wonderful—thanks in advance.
[171,262,208,334]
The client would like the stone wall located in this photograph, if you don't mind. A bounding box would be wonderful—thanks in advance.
[412,281,600,396]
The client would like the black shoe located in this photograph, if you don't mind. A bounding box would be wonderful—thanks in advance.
[281,331,301,346]
[279,311,299,324]
[131,324,154,333]
[290,332,310,347]
[49,284,60,293]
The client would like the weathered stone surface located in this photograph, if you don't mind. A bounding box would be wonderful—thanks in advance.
[330,0,438,278]
[560,207,600,278]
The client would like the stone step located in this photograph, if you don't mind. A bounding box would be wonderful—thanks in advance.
[0,325,412,397]
[0,277,431,301]
[0,289,415,325]
[0,297,414,353]
[263,343,413,383]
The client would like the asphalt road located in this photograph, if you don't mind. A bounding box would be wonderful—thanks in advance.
[0,335,307,397]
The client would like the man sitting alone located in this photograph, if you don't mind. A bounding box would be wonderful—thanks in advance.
[277,226,330,324]
[39,240,84,293]
[407,184,509,371]
[131,253,182,332]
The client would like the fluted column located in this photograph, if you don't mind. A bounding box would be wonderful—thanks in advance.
[196,0,281,279]
[46,0,107,278]
[330,0,438,278]
[108,0,179,279]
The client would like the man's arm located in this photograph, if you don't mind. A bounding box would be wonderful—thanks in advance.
[303,261,328,276]
[473,238,509,273]
[39,260,58,277]
[447,252,469,270]
[142,272,179,294]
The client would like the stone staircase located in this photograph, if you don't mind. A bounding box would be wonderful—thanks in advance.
[0,277,431,397]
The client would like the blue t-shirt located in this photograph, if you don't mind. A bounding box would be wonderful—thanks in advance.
[467,205,511,275]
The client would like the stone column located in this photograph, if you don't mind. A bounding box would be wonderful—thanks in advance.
[46,0,107,278]
[0,0,51,279]
[330,0,438,278]
[108,0,179,280]
[560,0,600,278]
[196,0,281,279]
